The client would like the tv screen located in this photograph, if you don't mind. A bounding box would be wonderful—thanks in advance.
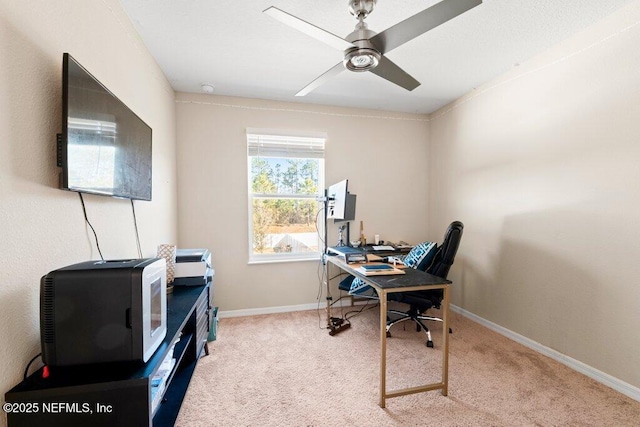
[60,53,152,201]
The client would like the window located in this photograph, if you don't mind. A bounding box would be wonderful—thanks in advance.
[247,130,325,263]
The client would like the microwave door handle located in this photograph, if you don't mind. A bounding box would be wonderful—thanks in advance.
[125,308,132,329]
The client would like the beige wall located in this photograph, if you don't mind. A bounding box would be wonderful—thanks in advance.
[0,0,177,410]
[429,1,640,389]
[175,94,430,311]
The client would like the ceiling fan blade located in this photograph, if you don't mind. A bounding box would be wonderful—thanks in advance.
[296,62,345,96]
[264,6,355,51]
[369,0,482,54]
[369,55,420,91]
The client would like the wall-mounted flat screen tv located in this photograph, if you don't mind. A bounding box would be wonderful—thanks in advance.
[60,53,152,201]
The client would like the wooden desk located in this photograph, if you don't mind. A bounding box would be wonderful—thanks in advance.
[325,255,451,408]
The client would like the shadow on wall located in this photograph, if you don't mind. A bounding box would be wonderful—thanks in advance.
[0,12,61,189]
[456,205,619,356]
[494,235,602,353]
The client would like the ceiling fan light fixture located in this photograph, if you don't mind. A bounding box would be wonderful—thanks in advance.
[343,47,380,72]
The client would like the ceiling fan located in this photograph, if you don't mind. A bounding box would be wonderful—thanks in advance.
[264,0,482,96]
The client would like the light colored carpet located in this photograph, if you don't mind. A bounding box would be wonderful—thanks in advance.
[176,304,640,426]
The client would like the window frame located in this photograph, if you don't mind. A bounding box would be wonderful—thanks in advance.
[246,129,326,264]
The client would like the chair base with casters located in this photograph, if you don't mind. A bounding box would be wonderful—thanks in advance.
[386,305,448,348]
[385,290,447,347]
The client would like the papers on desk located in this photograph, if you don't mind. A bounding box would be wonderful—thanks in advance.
[395,244,414,250]
[372,245,395,251]
[356,264,405,276]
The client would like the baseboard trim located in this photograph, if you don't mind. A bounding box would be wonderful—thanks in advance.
[451,305,640,402]
[219,303,318,318]
[218,299,368,319]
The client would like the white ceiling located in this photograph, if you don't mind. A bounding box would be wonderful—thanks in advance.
[119,0,634,114]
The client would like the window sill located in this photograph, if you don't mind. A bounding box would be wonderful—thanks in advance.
[248,255,321,265]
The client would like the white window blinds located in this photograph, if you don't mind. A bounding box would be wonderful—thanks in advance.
[246,131,325,159]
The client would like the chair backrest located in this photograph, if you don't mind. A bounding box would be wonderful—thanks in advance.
[426,221,464,279]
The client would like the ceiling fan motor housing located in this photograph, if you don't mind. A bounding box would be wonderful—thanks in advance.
[344,22,380,72]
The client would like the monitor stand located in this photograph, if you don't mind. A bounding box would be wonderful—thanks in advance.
[336,222,351,246]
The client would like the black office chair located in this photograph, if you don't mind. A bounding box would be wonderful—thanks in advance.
[386,221,464,347]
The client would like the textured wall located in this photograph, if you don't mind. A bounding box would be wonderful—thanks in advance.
[428,1,640,390]
[0,0,177,415]
[175,94,430,312]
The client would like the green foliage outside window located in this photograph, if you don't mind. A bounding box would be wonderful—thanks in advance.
[250,157,321,255]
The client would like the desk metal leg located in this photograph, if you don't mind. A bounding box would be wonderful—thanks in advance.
[379,290,388,408]
[325,260,350,336]
[325,260,331,328]
[326,257,450,406]
[379,284,450,407]
[441,285,450,396]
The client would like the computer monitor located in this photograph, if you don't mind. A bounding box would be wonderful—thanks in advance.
[327,179,348,220]
[334,194,356,223]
